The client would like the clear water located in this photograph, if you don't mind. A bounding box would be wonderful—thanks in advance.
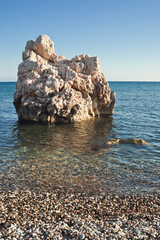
[0,82,160,195]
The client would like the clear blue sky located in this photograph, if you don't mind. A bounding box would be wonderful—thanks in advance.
[0,0,160,81]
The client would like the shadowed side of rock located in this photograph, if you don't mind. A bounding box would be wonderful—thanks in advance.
[14,35,116,123]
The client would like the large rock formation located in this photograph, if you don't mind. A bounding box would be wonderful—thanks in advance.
[14,35,116,123]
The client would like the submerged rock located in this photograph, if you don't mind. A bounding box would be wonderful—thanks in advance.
[106,138,147,145]
[14,35,116,123]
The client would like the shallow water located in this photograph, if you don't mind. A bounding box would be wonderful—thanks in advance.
[0,82,160,195]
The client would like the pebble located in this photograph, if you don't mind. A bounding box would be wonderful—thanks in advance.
[78,220,83,226]
[79,233,85,239]
[118,230,126,237]
[133,228,141,234]
[112,224,120,233]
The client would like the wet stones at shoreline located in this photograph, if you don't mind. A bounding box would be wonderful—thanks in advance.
[0,190,159,239]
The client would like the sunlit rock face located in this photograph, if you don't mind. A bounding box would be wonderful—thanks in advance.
[14,35,116,123]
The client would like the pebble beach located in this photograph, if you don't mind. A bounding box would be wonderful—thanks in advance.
[0,190,159,239]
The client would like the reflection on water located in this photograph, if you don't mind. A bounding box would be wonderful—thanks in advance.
[14,117,115,156]
[0,116,160,196]
[1,118,115,195]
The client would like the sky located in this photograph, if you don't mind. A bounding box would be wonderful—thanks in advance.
[0,0,160,81]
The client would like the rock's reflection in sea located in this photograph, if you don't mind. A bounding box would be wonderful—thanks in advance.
[1,118,115,195]
[1,116,160,196]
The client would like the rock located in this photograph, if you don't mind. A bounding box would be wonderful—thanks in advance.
[133,228,141,235]
[79,233,85,239]
[77,220,83,226]
[14,35,116,123]
[106,138,147,145]
[118,230,126,237]
[112,224,120,233]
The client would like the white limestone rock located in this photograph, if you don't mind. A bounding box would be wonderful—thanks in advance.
[14,35,116,123]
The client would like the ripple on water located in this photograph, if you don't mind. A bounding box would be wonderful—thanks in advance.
[0,82,160,195]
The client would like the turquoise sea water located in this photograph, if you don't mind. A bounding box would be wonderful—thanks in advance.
[0,82,160,195]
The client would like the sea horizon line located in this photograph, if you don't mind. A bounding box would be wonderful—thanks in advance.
[0,80,160,83]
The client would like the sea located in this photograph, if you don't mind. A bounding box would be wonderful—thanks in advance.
[0,82,160,196]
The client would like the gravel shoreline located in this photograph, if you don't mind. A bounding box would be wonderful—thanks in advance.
[0,190,159,239]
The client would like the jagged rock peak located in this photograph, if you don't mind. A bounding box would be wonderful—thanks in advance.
[14,35,116,123]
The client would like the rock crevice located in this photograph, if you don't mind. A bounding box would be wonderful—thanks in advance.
[14,35,116,123]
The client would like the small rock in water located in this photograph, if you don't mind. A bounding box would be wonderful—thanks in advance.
[106,138,147,145]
